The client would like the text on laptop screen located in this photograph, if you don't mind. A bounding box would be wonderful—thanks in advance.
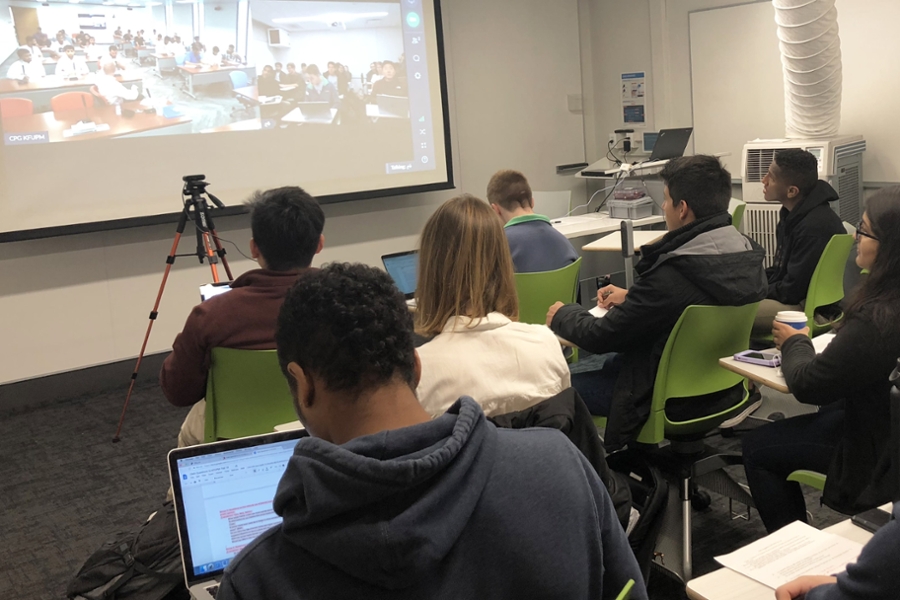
[383,252,418,295]
[176,439,296,577]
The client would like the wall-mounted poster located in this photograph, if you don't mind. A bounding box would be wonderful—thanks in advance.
[621,71,645,125]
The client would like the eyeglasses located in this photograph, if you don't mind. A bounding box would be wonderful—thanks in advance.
[856,221,880,242]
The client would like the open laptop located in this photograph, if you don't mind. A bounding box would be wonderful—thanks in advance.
[199,282,232,302]
[647,126,693,162]
[168,430,305,600]
[382,250,418,305]
[376,94,410,118]
[295,101,334,124]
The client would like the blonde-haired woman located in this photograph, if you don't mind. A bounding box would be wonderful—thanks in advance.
[414,194,570,417]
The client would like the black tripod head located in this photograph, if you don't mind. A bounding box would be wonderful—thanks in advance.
[179,175,227,264]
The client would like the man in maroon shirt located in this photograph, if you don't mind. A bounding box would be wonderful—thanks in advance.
[161,186,325,447]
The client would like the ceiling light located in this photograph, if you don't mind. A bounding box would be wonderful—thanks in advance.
[272,11,388,25]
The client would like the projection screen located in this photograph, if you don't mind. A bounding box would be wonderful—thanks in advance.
[0,0,451,241]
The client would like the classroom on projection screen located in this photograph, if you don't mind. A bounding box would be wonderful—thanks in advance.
[0,0,451,238]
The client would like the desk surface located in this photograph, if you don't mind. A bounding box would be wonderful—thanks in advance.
[201,118,262,133]
[550,212,665,240]
[718,355,789,393]
[281,106,338,124]
[178,64,250,75]
[0,71,142,94]
[1,104,191,142]
[686,513,878,600]
[582,229,666,252]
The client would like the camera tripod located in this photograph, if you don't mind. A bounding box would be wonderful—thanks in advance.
[112,175,234,442]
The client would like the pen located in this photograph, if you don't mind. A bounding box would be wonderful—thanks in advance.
[597,275,612,301]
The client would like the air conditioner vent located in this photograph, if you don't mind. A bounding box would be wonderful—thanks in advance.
[837,164,861,225]
[745,149,776,183]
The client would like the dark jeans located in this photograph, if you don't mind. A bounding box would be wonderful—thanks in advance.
[742,404,844,533]
[570,353,623,416]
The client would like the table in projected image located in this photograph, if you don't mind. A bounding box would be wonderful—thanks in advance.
[1,104,192,142]
[177,64,257,98]
[152,53,177,76]
[365,104,410,120]
[0,72,144,113]
[42,59,99,76]
[281,106,338,125]
[201,118,264,133]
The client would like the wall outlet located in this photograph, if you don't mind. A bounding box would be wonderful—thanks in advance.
[608,133,616,147]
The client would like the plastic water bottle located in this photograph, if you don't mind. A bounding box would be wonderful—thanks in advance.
[115,103,121,116]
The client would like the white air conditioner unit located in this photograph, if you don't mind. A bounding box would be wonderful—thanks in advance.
[267,28,289,47]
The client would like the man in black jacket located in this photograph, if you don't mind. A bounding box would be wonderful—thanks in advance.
[546,155,767,450]
[752,148,846,335]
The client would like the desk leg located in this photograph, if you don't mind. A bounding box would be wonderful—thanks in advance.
[185,74,197,99]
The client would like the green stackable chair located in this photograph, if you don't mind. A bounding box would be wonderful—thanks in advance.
[615,579,636,600]
[804,234,854,337]
[514,257,582,362]
[787,469,826,491]
[204,348,297,443]
[731,202,746,231]
[633,303,760,582]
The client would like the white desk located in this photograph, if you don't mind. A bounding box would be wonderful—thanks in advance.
[281,106,338,124]
[582,230,666,253]
[686,512,880,600]
[718,355,789,393]
[550,212,665,240]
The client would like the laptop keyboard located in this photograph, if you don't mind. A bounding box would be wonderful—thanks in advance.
[205,584,219,598]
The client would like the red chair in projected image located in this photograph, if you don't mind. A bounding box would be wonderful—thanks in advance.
[50,92,94,116]
[0,97,34,118]
[89,85,109,107]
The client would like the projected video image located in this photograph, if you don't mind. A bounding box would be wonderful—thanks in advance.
[0,0,436,172]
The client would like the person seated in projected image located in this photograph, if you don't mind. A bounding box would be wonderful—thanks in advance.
[258,65,281,97]
[371,60,407,99]
[185,42,203,65]
[213,262,647,600]
[202,46,222,67]
[134,31,145,47]
[95,62,142,105]
[304,64,340,107]
[24,36,44,61]
[83,37,102,61]
[99,45,129,71]
[324,61,338,86]
[336,63,351,94]
[280,63,305,101]
[222,44,242,65]
[366,61,379,82]
[192,35,206,52]
[274,62,286,82]
[33,27,49,47]
[160,187,325,448]
[123,29,133,44]
[55,44,89,79]
[6,47,45,83]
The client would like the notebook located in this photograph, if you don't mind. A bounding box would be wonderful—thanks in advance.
[168,430,304,599]
[199,282,232,301]
[382,250,418,300]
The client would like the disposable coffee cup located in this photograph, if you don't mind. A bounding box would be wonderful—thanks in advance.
[775,310,807,330]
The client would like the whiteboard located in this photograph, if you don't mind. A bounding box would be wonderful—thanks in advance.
[690,0,900,183]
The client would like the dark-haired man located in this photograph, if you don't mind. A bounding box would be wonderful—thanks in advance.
[304,64,339,107]
[546,155,768,449]
[161,187,325,447]
[487,169,578,273]
[752,149,846,335]
[6,47,44,82]
[371,60,407,98]
[216,262,647,600]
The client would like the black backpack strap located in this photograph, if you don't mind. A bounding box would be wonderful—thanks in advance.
[131,561,185,582]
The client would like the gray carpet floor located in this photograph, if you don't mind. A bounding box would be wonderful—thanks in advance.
[0,369,847,600]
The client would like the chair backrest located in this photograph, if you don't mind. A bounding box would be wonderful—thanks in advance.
[615,579,636,600]
[229,69,249,89]
[204,348,297,442]
[731,202,746,231]
[175,54,185,66]
[804,234,854,336]
[0,97,34,117]
[50,91,94,113]
[514,257,582,325]
[637,303,760,444]
[88,85,107,107]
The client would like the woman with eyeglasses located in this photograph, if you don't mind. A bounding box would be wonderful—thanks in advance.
[742,186,900,534]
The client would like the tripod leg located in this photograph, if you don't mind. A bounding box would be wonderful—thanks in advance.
[113,214,187,442]
[208,227,234,281]
[201,231,221,283]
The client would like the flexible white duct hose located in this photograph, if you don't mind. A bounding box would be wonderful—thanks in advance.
[772,0,842,138]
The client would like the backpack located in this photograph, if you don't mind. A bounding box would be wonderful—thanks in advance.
[67,501,185,600]
[606,450,668,584]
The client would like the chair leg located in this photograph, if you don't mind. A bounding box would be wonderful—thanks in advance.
[681,477,693,581]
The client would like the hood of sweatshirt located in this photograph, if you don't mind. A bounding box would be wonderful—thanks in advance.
[272,397,495,590]
[637,212,768,306]
[781,180,840,233]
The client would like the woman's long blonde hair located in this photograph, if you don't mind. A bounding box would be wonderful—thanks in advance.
[414,194,518,336]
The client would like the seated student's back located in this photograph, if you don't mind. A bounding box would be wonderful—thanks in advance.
[487,169,578,273]
[414,194,571,417]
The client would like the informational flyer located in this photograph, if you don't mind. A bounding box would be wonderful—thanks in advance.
[621,72,646,125]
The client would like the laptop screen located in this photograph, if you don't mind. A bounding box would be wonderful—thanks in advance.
[169,432,303,582]
[382,251,418,297]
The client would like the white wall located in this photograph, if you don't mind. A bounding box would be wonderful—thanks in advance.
[0,2,16,62]
[33,4,153,44]
[0,0,586,385]
[279,27,404,80]
[202,2,239,53]
[170,3,192,41]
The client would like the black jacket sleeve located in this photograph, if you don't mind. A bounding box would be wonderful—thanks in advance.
[768,233,834,305]
[550,267,693,355]
[781,316,887,406]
